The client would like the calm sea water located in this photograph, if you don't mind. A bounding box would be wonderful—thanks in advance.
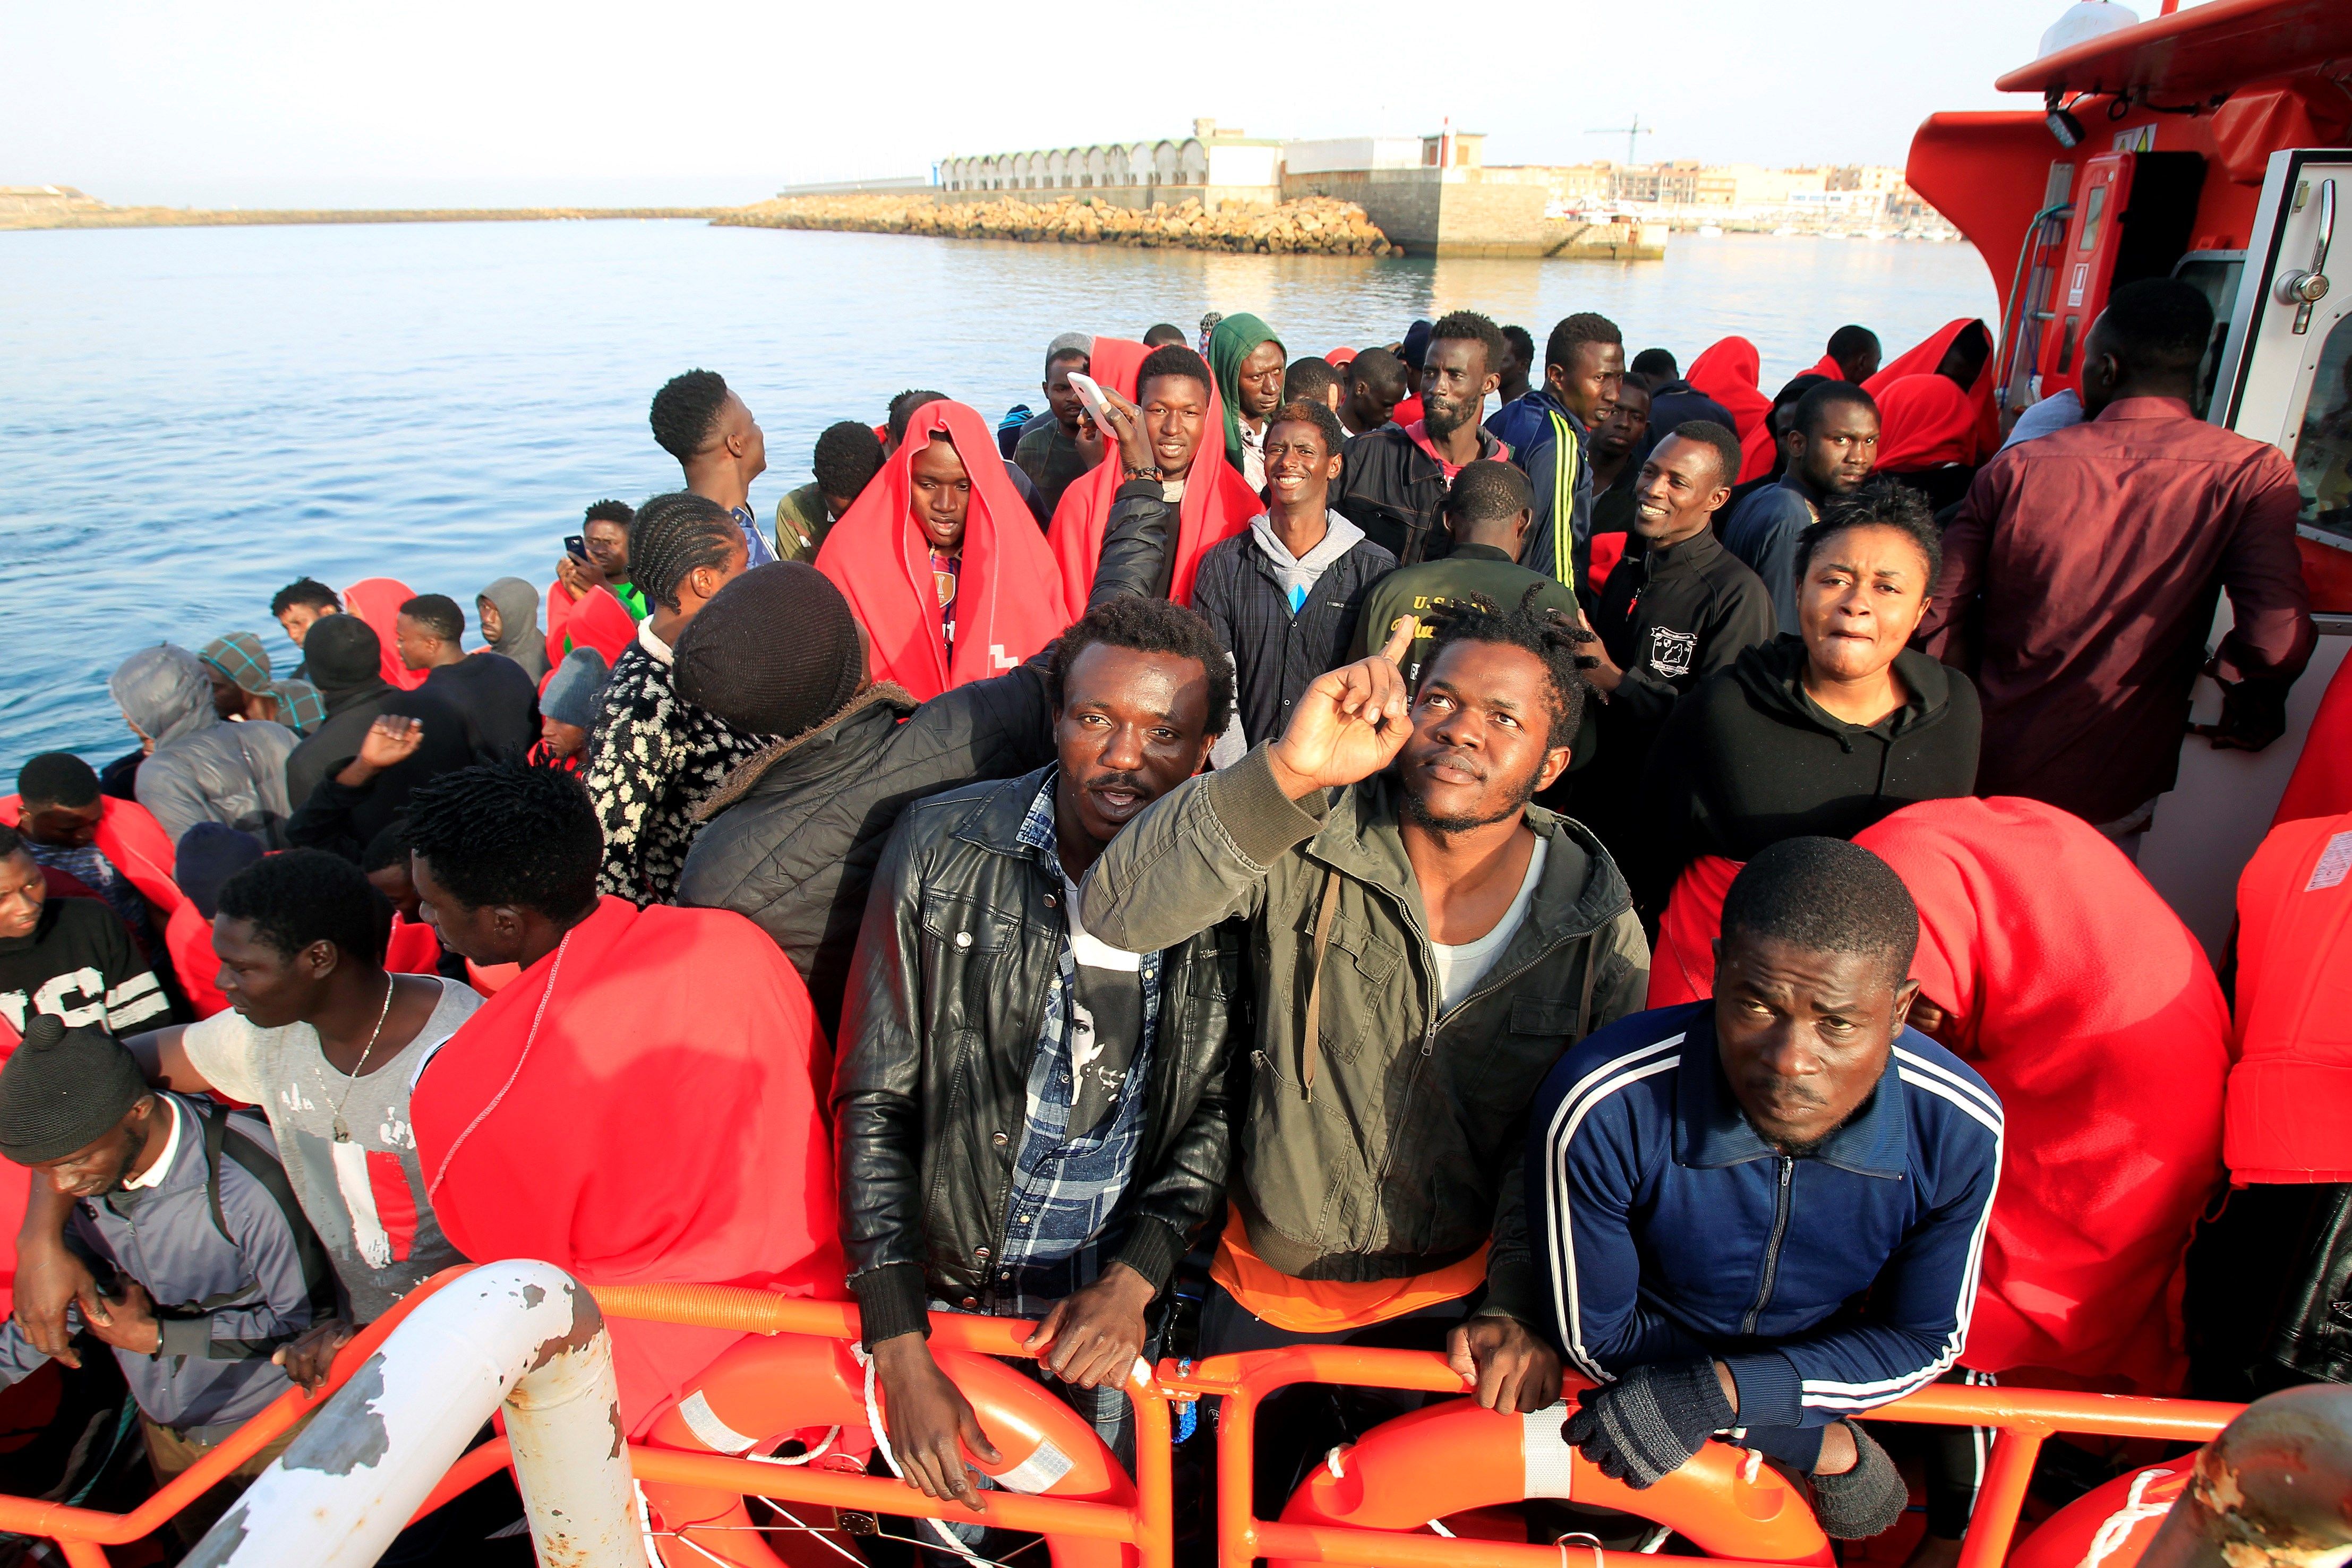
[0,220,1996,775]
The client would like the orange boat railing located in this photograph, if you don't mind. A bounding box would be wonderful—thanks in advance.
[0,1271,2243,1568]
[1165,1344,2241,1568]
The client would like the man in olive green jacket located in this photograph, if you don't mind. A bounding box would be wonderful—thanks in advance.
[1080,601,1649,1420]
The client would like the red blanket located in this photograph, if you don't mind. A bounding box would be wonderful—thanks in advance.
[548,586,635,672]
[1865,319,1998,465]
[1688,338,1775,483]
[818,399,1071,702]
[1872,375,1981,472]
[1046,338,1261,609]
[410,896,843,1436]
[343,578,429,691]
[1,794,199,1008]
[1646,855,1743,1007]
[1806,353,1845,381]
[2273,653,2352,827]
[384,914,443,976]
[1854,798,2227,1391]
[2227,811,2352,1181]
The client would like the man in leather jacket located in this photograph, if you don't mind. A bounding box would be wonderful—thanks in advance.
[835,597,1243,1506]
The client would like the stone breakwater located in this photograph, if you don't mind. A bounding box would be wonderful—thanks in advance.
[717,193,1397,256]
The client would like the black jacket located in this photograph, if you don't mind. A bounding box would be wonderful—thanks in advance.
[1332,423,1509,565]
[834,768,1244,1346]
[1591,526,1778,735]
[676,493,1178,1036]
[420,654,541,764]
[1576,526,1776,874]
[1639,636,1982,898]
[284,687,474,863]
[1189,524,1396,748]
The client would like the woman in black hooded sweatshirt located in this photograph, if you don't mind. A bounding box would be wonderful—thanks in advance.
[1638,477,1980,909]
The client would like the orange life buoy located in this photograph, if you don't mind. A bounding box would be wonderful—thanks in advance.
[640,1331,1139,1568]
[1276,1398,1834,1567]
[2007,1463,2191,1568]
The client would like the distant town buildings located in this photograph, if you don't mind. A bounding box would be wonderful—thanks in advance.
[919,123,1953,243]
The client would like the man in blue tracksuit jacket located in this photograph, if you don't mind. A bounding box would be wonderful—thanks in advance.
[1487,314,1626,599]
[1527,837,2000,1539]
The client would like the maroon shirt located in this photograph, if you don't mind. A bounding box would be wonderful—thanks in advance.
[1920,397,2313,824]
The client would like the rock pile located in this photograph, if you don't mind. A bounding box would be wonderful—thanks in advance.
[718,194,1395,256]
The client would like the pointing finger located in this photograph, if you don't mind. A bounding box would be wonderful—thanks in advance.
[1379,614,1417,665]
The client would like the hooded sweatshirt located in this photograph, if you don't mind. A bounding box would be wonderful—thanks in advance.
[1638,635,1981,898]
[1187,511,1395,748]
[477,577,550,682]
[108,646,297,850]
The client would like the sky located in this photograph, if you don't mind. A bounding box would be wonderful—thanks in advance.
[4,0,2092,209]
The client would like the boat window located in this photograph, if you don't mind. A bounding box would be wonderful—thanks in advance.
[2296,312,2352,540]
[2078,185,2108,252]
[2173,253,2244,420]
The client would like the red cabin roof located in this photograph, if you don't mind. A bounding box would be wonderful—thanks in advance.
[1995,0,2352,101]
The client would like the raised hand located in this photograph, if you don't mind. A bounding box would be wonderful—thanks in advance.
[1266,616,1418,797]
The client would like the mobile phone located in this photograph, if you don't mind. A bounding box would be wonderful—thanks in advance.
[1067,371,1114,429]
[565,533,588,561]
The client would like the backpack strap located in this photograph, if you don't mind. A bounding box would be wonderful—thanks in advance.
[194,1099,340,1325]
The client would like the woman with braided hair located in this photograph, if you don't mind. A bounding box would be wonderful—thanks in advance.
[580,491,761,904]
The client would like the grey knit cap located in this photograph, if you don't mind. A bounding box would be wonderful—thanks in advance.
[540,646,610,731]
[0,1015,150,1166]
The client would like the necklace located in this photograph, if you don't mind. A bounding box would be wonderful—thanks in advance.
[327,975,397,1144]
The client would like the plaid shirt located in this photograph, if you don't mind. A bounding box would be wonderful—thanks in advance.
[980,774,1163,1317]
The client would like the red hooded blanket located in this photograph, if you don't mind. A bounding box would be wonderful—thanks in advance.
[342,579,430,691]
[0,795,202,1012]
[2272,654,2352,828]
[1854,797,2228,1391]
[1688,338,1776,483]
[1873,374,1981,472]
[410,896,843,1436]
[2227,811,2352,1183]
[547,586,636,673]
[1047,338,1262,609]
[1806,353,1846,381]
[817,399,1070,703]
[1646,855,1743,1008]
[1865,320,1999,466]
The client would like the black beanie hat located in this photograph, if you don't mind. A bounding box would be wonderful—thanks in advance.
[0,1015,151,1166]
[673,563,864,741]
[304,614,384,693]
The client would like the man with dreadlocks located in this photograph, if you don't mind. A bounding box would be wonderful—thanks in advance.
[1079,589,1650,1509]
[582,491,760,904]
[1527,838,1999,1541]
[401,763,839,1438]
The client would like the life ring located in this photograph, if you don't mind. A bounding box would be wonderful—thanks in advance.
[2006,1463,2191,1568]
[640,1331,1139,1568]
[1276,1398,1834,1567]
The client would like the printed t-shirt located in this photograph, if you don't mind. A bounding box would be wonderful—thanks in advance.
[182,977,480,1321]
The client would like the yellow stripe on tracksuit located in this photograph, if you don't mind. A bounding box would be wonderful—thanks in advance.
[1546,409,1578,594]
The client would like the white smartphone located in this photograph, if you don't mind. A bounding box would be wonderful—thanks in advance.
[1067,370,1114,428]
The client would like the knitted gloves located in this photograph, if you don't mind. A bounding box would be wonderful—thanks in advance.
[1560,1359,1735,1489]
[1810,1421,1909,1539]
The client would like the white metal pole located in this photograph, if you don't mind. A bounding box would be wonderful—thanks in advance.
[181,1260,646,1568]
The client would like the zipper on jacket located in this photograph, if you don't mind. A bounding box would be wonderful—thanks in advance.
[1741,1157,1795,1336]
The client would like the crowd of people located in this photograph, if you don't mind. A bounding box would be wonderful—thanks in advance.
[0,281,2341,1564]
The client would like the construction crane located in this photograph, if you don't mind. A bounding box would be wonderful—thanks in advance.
[1587,115,1653,166]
